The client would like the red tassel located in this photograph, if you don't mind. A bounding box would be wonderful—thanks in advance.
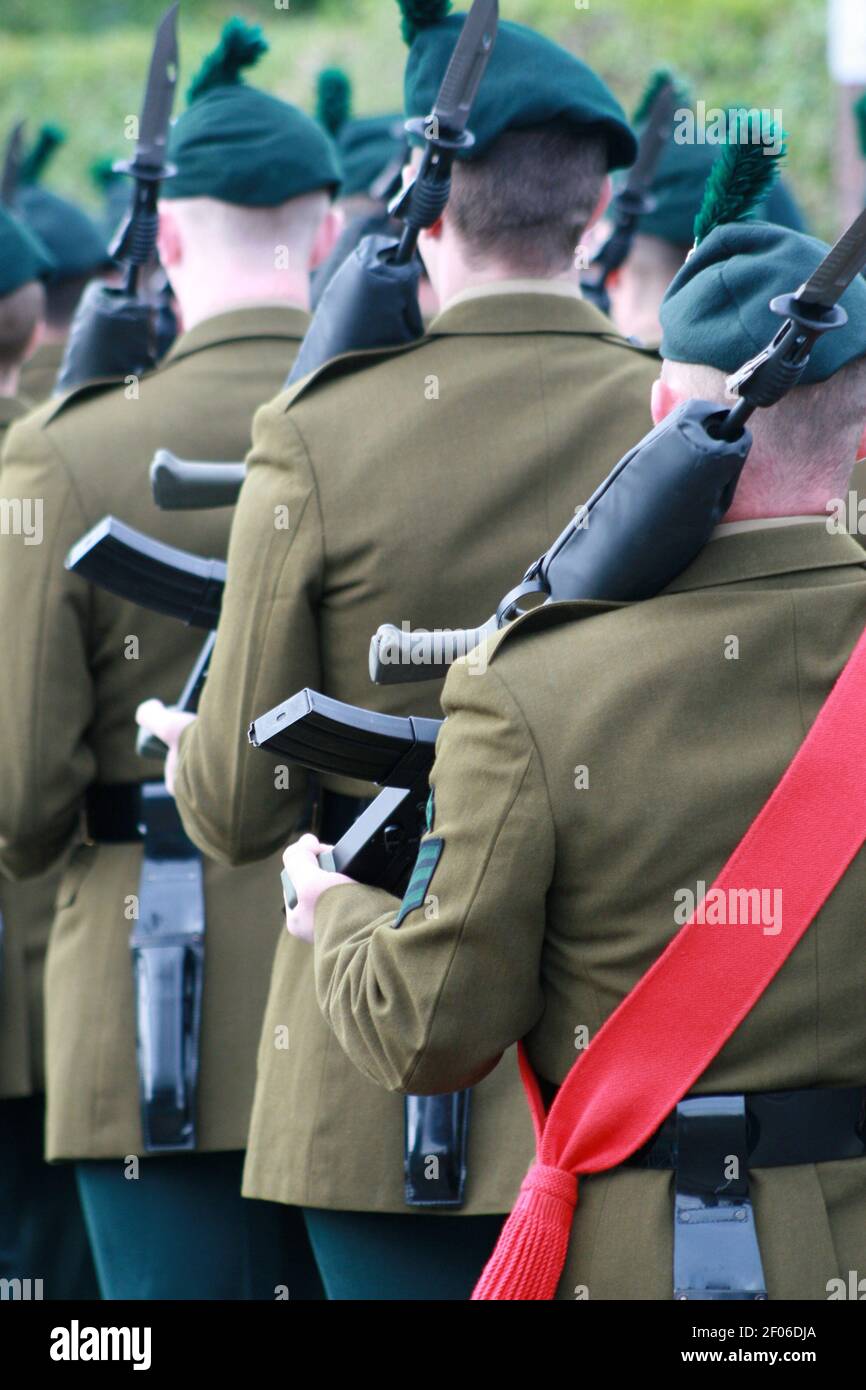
[471,1163,578,1301]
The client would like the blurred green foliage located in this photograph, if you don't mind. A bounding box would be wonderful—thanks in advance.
[0,0,842,236]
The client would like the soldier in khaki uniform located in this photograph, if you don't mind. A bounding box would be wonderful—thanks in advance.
[286,218,866,1300]
[146,10,658,1299]
[0,203,97,1299]
[14,126,112,402]
[0,21,339,1299]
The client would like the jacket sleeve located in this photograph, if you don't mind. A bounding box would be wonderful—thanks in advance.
[0,417,96,878]
[313,655,552,1094]
[174,397,325,866]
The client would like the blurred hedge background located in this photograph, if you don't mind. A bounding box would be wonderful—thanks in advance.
[0,0,848,238]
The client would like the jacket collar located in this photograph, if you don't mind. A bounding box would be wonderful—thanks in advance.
[664,521,866,595]
[426,289,642,343]
[165,304,310,365]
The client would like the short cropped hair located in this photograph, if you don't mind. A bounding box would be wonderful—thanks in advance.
[663,356,866,502]
[0,280,45,371]
[449,119,608,275]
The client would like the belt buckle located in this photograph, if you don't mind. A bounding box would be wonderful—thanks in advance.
[673,1095,768,1301]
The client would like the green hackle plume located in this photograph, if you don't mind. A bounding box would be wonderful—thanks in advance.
[397,0,452,47]
[19,124,65,185]
[693,115,786,246]
[316,68,352,138]
[187,17,269,104]
[632,70,680,126]
[90,157,122,190]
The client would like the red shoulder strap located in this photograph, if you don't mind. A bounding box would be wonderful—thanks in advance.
[475,619,866,1299]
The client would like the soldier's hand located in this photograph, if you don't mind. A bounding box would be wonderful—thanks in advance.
[135,699,197,795]
[283,834,354,943]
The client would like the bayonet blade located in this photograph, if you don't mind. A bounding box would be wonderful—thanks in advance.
[0,120,24,207]
[133,2,179,172]
[433,0,498,138]
[796,205,866,308]
[623,80,677,196]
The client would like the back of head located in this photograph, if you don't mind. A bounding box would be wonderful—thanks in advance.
[449,120,608,275]
[159,18,342,309]
[659,219,866,512]
[400,5,636,277]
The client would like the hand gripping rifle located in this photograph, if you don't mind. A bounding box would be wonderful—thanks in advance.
[65,516,225,758]
[269,202,866,898]
[581,76,678,315]
[55,4,179,393]
[283,0,498,390]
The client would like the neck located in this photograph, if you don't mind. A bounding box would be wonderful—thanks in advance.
[431,260,574,311]
[0,365,20,397]
[172,271,311,333]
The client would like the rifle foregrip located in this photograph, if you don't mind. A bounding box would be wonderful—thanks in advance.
[150,451,246,510]
[369,621,495,685]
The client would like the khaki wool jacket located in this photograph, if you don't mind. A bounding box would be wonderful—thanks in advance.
[312,522,866,1296]
[173,289,659,1214]
[0,393,64,1099]
[0,306,308,1158]
[18,340,64,405]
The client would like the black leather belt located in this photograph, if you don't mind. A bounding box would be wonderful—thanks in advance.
[85,781,153,843]
[624,1085,866,1170]
[618,1084,866,1301]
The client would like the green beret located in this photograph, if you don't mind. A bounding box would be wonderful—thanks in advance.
[15,186,109,279]
[14,124,109,278]
[660,221,866,383]
[637,140,806,247]
[339,115,405,197]
[403,13,637,170]
[314,67,403,200]
[164,18,341,206]
[0,204,55,297]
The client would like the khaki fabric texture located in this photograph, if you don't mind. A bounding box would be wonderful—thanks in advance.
[312,524,866,1292]
[0,307,307,1157]
[0,393,63,1100]
[171,291,659,1212]
[18,340,64,405]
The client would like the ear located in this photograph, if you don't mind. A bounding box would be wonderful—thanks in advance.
[857,419,866,463]
[420,215,445,242]
[651,373,682,426]
[584,176,612,234]
[309,206,344,270]
[156,204,183,269]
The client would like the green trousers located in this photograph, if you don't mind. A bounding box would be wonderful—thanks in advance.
[76,1152,324,1301]
[0,1094,98,1300]
[303,1207,505,1300]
